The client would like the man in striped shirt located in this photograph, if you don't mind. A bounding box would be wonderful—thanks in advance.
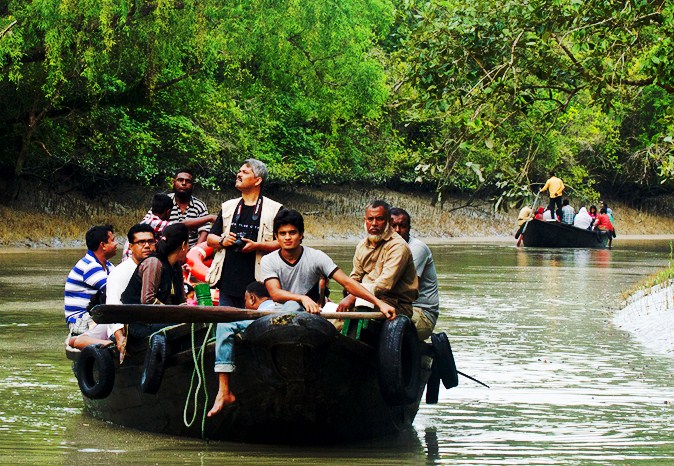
[64,225,118,336]
[169,169,216,247]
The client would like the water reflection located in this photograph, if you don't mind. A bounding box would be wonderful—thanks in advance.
[1,243,674,463]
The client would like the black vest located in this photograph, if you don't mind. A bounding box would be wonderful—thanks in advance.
[121,256,184,305]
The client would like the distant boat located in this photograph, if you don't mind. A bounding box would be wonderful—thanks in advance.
[66,306,454,444]
[519,219,612,248]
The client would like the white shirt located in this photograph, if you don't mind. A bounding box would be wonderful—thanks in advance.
[106,258,139,305]
[573,207,593,230]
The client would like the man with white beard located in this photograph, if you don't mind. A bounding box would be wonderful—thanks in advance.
[337,200,418,318]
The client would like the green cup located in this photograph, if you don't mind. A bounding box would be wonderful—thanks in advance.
[194,283,213,306]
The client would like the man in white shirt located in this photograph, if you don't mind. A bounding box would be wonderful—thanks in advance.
[106,224,157,304]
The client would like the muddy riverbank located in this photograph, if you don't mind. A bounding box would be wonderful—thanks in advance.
[3,184,674,248]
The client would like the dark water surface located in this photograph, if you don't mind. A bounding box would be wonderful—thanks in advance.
[1,240,673,464]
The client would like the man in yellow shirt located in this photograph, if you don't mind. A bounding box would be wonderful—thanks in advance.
[540,172,565,220]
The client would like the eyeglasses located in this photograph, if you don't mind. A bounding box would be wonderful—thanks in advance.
[133,239,156,246]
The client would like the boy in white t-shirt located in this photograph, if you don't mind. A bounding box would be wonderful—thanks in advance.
[260,209,395,318]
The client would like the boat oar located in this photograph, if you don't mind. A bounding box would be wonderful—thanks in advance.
[90,304,385,324]
[457,370,489,388]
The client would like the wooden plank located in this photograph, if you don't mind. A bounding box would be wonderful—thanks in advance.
[90,304,384,324]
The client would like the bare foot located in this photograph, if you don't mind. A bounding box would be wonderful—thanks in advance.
[207,392,236,417]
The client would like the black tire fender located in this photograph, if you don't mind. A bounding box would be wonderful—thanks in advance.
[377,315,421,406]
[431,332,458,389]
[141,334,168,394]
[75,344,115,399]
[425,358,440,404]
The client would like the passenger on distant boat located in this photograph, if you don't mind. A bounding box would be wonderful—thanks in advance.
[600,201,614,224]
[517,205,533,227]
[593,207,615,233]
[390,207,440,341]
[561,199,575,225]
[337,200,418,318]
[121,223,189,339]
[539,172,565,220]
[534,207,545,220]
[168,168,217,247]
[64,225,117,338]
[589,205,598,219]
[122,193,172,260]
[70,223,156,354]
[207,281,278,416]
[573,207,593,230]
[205,158,282,416]
[64,225,122,348]
[542,208,554,221]
[261,209,395,317]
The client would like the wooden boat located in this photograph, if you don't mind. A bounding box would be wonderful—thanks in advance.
[66,305,451,444]
[519,219,612,248]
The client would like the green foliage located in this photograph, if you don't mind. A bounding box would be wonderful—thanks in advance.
[0,0,402,194]
[389,0,674,207]
[1,0,674,208]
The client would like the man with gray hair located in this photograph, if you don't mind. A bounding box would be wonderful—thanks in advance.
[206,158,283,416]
[337,200,418,318]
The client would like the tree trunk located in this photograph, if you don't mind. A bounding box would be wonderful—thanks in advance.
[12,109,42,200]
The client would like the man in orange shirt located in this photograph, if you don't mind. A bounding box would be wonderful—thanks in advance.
[540,172,565,221]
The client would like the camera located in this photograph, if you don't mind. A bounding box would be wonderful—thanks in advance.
[232,232,247,252]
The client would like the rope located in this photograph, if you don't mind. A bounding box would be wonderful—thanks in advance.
[182,323,214,439]
[146,322,215,439]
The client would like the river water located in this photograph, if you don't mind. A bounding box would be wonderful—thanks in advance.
[1,240,673,464]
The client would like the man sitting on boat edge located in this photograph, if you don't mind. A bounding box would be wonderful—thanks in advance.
[337,200,418,319]
[64,225,118,341]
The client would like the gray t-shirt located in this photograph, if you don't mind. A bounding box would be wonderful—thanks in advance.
[408,236,440,321]
[260,246,339,296]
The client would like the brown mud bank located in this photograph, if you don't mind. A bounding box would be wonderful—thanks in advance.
[1,183,673,248]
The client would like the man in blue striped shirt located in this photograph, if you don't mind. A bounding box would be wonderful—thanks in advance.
[64,225,118,336]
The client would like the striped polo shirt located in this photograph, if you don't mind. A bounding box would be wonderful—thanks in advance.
[63,251,114,324]
[167,193,211,247]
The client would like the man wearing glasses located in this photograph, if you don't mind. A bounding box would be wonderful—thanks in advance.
[106,223,157,305]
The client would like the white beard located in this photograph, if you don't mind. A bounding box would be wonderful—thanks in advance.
[364,222,388,244]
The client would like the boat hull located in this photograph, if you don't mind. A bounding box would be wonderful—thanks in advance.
[520,219,611,248]
[69,313,431,444]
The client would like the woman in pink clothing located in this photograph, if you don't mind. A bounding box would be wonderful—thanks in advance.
[588,205,598,219]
